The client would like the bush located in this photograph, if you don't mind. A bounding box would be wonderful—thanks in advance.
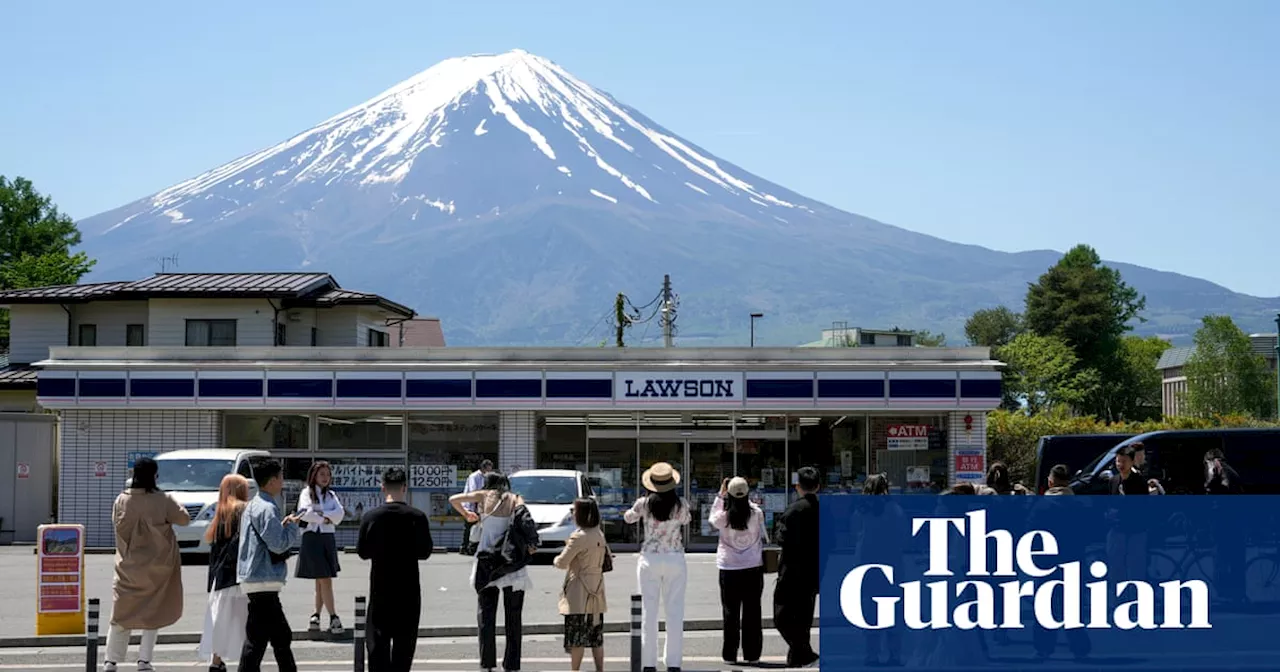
[985,409,1275,485]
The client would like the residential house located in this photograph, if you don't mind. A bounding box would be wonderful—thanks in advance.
[1156,333,1278,417]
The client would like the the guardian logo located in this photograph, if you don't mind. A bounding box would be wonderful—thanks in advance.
[840,510,1211,631]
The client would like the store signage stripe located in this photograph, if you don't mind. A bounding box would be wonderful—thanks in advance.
[816,379,885,398]
[335,378,403,398]
[129,378,195,398]
[745,378,814,398]
[405,378,472,398]
[888,379,956,398]
[545,378,612,398]
[77,378,126,397]
[475,378,542,398]
[266,378,333,398]
[36,378,76,397]
[960,378,1002,398]
[198,378,264,397]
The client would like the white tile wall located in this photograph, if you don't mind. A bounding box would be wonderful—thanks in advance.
[948,410,988,487]
[8,304,67,364]
[59,409,223,547]
[499,411,536,474]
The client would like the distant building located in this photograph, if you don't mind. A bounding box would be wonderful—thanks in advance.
[799,322,918,348]
[1156,333,1277,417]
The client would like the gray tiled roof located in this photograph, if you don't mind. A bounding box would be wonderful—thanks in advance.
[0,364,38,388]
[123,272,333,296]
[0,272,414,317]
[1156,346,1194,370]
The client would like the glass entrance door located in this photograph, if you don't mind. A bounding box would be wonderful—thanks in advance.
[636,440,731,550]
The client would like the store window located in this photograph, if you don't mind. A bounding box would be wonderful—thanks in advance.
[869,415,948,493]
[408,413,499,543]
[790,416,867,496]
[317,413,403,452]
[585,414,639,546]
[224,413,310,451]
[538,415,587,471]
[735,414,789,536]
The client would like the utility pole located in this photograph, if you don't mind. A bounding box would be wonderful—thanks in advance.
[615,293,629,347]
[660,274,676,347]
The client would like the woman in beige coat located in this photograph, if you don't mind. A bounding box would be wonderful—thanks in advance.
[553,498,609,672]
[104,457,190,672]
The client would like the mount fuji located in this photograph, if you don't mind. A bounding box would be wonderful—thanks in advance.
[76,49,1277,345]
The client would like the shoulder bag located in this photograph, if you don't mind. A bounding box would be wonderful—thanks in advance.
[601,537,614,573]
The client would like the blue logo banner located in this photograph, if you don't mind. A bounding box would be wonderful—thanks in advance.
[819,495,1280,670]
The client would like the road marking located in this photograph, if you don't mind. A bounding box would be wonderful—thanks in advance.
[0,656,796,670]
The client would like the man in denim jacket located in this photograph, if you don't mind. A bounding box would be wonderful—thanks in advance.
[238,459,303,672]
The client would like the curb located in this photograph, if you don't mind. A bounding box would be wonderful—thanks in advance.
[1,618,816,649]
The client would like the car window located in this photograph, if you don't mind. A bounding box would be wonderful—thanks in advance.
[236,459,254,480]
[508,475,578,504]
[155,458,235,491]
[580,475,594,497]
[1148,435,1223,494]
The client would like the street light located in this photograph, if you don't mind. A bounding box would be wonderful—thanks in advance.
[750,312,764,347]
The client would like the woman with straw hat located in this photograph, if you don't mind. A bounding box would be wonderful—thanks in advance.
[623,462,691,672]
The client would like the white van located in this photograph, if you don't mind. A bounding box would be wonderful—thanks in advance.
[507,469,594,553]
[151,449,271,554]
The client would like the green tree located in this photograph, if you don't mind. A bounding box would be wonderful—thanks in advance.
[0,176,96,343]
[1103,335,1172,421]
[1024,244,1145,420]
[1184,315,1274,419]
[964,306,1023,347]
[996,332,1099,415]
[915,330,946,347]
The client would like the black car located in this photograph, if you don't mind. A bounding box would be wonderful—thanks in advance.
[1070,428,1280,495]
[1034,433,1134,494]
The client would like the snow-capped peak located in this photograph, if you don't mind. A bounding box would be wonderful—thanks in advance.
[136,49,799,227]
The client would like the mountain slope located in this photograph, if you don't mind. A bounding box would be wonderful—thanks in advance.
[76,50,1279,345]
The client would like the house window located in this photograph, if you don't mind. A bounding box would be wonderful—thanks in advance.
[186,319,237,346]
[126,324,145,346]
[860,332,876,346]
[275,322,287,346]
[78,324,97,346]
[367,329,389,347]
[897,334,913,347]
[310,327,318,346]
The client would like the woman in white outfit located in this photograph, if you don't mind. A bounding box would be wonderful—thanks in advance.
[296,460,345,634]
[451,471,536,672]
[624,462,691,672]
[198,474,251,672]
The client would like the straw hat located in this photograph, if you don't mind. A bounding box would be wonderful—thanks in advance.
[641,462,681,493]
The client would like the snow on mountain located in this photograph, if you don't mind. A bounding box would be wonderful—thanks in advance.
[109,49,811,238]
[77,50,1279,345]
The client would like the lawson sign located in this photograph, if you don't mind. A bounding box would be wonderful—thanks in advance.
[614,372,744,404]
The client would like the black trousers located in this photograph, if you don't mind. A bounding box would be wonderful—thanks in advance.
[773,581,818,668]
[719,567,764,662]
[478,586,525,671]
[239,591,296,672]
[367,609,419,672]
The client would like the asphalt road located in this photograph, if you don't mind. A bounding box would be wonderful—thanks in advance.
[2,548,810,639]
[0,631,808,671]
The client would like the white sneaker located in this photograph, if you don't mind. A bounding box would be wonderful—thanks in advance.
[102,663,117,672]
[329,614,344,634]
[137,662,155,672]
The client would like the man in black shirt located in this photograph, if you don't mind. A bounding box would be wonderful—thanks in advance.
[1106,445,1149,583]
[356,467,433,672]
[774,466,821,669]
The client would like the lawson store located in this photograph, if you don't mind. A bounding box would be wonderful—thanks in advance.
[36,346,1002,550]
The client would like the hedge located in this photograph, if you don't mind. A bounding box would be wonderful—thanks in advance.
[985,408,1277,485]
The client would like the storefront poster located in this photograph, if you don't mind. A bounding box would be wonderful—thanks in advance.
[126,451,156,468]
[760,468,773,486]
[955,448,985,480]
[37,524,84,632]
[885,424,930,451]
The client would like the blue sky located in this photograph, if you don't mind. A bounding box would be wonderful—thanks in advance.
[2,1,1276,295]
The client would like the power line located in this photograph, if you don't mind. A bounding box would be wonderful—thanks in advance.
[574,308,615,346]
